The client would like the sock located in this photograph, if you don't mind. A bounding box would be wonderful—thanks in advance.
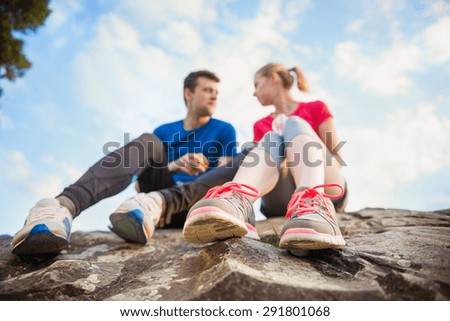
[56,195,77,217]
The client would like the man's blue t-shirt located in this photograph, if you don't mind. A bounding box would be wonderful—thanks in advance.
[154,118,237,183]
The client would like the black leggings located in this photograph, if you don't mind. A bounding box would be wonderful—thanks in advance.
[260,165,348,217]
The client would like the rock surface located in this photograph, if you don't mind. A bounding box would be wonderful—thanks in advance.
[0,208,449,300]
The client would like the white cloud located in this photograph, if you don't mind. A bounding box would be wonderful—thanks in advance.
[0,150,63,199]
[31,175,64,200]
[47,8,66,32]
[7,151,31,181]
[206,0,313,139]
[47,0,85,31]
[279,0,311,32]
[0,111,14,129]
[342,103,450,210]
[117,0,217,27]
[0,150,76,234]
[335,15,450,96]
[433,193,450,210]
[64,166,84,181]
[157,21,204,56]
[45,0,87,49]
[73,1,313,145]
[354,0,405,35]
[74,14,181,139]
[346,19,365,33]
[359,0,405,16]
[239,1,289,48]
[422,17,450,64]
[42,155,84,181]
[335,41,421,96]
[376,0,405,14]
[424,0,450,18]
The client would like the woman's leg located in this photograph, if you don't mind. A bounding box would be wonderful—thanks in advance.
[182,133,285,243]
[279,116,347,251]
[283,116,345,196]
[232,132,284,201]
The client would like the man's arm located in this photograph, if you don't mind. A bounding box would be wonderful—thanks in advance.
[217,123,237,167]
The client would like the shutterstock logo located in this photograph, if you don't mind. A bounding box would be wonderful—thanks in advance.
[99,132,347,169]
[101,133,165,169]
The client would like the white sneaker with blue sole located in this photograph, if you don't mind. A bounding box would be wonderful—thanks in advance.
[12,199,73,256]
[109,192,163,244]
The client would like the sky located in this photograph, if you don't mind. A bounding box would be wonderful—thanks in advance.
[0,0,449,236]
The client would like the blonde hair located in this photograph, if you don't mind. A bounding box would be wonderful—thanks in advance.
[255,63,309,92]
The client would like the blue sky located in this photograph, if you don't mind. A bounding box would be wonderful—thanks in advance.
[0,0,449,235]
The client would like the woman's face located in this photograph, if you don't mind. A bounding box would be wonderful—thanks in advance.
[253,73,276,106]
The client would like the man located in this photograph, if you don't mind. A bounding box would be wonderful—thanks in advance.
[12,70,237,256]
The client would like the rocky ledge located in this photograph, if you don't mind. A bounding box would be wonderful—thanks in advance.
[0,208,449,300]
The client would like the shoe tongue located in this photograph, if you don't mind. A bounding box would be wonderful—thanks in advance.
[36,198,60,207]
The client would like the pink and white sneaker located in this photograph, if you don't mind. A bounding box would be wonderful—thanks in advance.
[183,182,260,244]
[279,184,346,251]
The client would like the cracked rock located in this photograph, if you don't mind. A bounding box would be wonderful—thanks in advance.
[0,208,448,300]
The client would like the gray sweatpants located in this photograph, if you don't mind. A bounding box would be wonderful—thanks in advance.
[58,132,252,228]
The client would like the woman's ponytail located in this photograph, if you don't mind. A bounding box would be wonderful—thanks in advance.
[256,63,309,92]
[289,66,309,92]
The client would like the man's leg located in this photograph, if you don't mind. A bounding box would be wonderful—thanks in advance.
[158,147,255,229]
[60,133,167,216]
[109,162,175,244]
[12,133,167,255]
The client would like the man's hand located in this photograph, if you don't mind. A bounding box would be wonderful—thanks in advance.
[168,153,209,176]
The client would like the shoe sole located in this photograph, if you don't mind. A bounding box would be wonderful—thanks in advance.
[244,228,260,241]
[279,228,346,250]
[109,209,148,244]
[12,224,69,256]
[183,208,249,244]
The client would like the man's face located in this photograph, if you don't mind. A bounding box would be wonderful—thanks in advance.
[186,77,218,117]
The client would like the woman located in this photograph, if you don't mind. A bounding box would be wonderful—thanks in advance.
[182,63,348,252]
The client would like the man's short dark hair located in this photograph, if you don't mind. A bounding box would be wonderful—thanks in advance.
[183,70,220,105]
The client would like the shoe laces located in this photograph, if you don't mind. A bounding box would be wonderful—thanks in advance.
[285,184,344,219]
[204,182,260,202]
[27,203,67,224]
